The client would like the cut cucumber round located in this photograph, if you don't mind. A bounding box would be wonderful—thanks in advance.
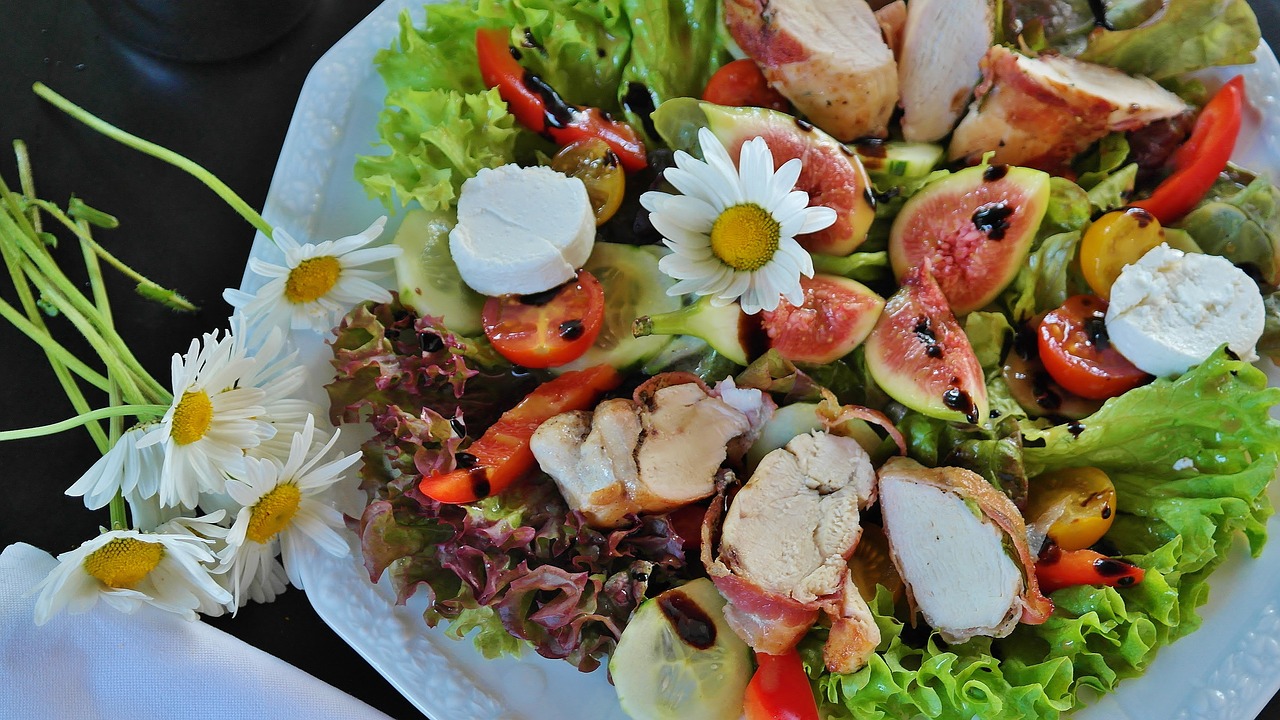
[850,141,944,182]
[554,242,681,373]
[610,578,752,720]
[745,403,881,474]
[392,208,485,335]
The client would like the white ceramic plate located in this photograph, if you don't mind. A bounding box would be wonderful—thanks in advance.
[247,2,1280,718]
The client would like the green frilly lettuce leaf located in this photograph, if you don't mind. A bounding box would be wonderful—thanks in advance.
[1078,0,1261,81]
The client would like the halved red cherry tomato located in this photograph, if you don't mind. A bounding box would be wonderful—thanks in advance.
[702,59,790,112]
[419,364,622,503]
[482,270,605,369]
[1035,545,1145,595]
[1037,295,1150,400]
[744,650,819,720]
[1131,75,1244,224]
[475,27,647,172]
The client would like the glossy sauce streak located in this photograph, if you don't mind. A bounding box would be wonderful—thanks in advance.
[972,202,1014,240]
[519,286,562,306]
[419,332,444,353]
[1084,317,1110,350]
[793,117,814,132]
[521,71,577,129]
[454,452,478,469]
[1094,557,1139,578]
[738,313,770,362]
[1066,421,1086,437]
[658,591,716,650]
[853,138,887,158]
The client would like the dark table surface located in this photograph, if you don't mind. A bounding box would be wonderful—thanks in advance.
[1,2,1279,719]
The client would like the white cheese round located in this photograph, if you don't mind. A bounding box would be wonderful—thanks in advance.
[448,164,595,296]
[1105,243,1264,377]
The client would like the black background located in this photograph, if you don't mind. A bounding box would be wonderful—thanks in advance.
[0,2,1278,719]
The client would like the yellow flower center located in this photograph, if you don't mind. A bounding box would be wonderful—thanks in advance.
[246,483,302,543]
[171,390,213,446]
[284,256,341,304]
[709,203,781,271]
[83,537,164,589]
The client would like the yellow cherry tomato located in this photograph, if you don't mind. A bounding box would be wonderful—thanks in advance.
[550,138,625,226]
[1079,207,1165,300]
[1026,466,1117,551]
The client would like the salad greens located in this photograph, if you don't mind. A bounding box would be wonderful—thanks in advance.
[335,0,1280,718]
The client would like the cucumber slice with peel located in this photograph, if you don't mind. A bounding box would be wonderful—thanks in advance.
[851,141,945,182]
[392,208,485,335]
[633,295,750,366]
[610,578,752,720]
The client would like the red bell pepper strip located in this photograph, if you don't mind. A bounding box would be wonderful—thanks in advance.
[1034,546,1146,595]
[743,650,820,720]
[1131,75,1245,224]
[418,364,622,504]
[475,27,648,173]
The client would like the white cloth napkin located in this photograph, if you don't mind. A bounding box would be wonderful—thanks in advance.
[0,542,394,720]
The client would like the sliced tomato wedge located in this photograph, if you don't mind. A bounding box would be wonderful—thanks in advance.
[1131,75,1244,224]
[419,364,622,504]
[744,650,819,720]
[1035,546,1145,595]
[475,27,648,172]
[702,59,790,112]
[1037,295,1150,400]
[482,270,605,369]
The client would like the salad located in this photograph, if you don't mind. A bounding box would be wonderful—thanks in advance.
[321,0,1280,718]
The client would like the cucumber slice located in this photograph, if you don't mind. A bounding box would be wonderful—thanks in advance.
[555,242,681,373]
[633,295,750,366]
[392,208,485,335]
[851,141,945,182]
[746,403,883,474]
[610,578,752,720]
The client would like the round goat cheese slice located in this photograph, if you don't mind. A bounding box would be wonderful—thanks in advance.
[449,164,595,296]
[1105,243,1264,377]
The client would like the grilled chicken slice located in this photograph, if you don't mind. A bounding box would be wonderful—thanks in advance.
[530,378,752,528]
[874,0,906,57]
[878,457,1052,644]
[949,45,1188,172]
[897,0,993,142]
[712,432,881,671]
[724,0,898,140]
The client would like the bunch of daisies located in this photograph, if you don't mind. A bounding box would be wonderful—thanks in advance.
[5,87,401,625]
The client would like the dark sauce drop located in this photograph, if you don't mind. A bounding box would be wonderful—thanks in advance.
[558,319,585,341]
[972,201,1014,240]
[454,452,478,469]
[419,332,444,353]
[450,417,466,438]
[942,388,979,424]
[983,164,1009,181]
[1225,347,1241,361]
[521,27,543,51]
[1126,207,1155,228]
[863,187,878,210]
[1093,557,1137,578]
[1031,371,1062,411]
[468,468,491,498]
[1084,317,1110,350]
[853,138,887,158]
[1066,421,1086,437]
[658,591,717,650]
[621,82,659,146]
[1101,505,1113,520]
[793,117,814,132]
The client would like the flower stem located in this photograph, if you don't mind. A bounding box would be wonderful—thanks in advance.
[13,140,41,235]
[108,492,127,531]
[0,404,168,441]
[32,199,197,313]
[32,82,276,242]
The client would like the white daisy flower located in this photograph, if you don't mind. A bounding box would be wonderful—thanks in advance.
[137,327,271,509]
[65,424,164,511]
[217,416,358,609]
[640,128,836,314]
[31,516,232,625]
[224,217,399,334]
[229,314,327,464]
